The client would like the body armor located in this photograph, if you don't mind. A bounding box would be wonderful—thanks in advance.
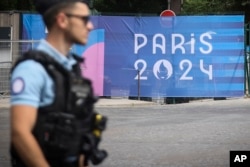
[10,50,107,167]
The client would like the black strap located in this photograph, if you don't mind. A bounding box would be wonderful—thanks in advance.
[11,50,84,76]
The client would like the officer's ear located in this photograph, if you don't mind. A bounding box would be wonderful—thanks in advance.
[55,12,69,29]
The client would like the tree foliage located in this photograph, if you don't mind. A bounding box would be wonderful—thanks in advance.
[0,0,34,11]
[94,0,250,17]
[182,0,250,22]
[182,0,249,15]
[93,0,168,14]
[94,0,250,14]
[0,0,249,18]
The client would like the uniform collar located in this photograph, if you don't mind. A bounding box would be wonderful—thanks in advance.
[36,39,77,70]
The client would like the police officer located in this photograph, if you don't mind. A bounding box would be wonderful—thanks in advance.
[10,0,94,167]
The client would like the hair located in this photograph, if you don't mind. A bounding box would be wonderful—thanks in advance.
[42,2,77,30]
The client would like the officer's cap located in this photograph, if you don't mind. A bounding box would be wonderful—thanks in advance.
[34,0,89,15]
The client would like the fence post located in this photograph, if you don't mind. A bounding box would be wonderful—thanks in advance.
[245,23,250,96]
[137,70,140,100]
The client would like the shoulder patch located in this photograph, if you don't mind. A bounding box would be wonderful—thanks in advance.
[11,77,25,95]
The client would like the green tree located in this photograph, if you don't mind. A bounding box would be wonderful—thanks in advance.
[181,0,250,22]
[94,0,168,15]
[0,0,14,10]
[94,0,250,17]
[16,0,34,11]
[182,0,249,15]
[0,0,34,11]
[0,0,249,19]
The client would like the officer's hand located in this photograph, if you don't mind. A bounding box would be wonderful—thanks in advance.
[78,154,88,167]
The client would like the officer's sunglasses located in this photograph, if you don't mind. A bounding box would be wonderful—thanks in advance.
[65,13,90,25]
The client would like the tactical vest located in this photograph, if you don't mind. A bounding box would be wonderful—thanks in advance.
[10,50,106,167]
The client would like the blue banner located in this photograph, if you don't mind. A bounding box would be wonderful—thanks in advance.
[21,15,245,97]
[100,16,245,97]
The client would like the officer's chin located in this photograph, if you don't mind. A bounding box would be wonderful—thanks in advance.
[74,39,87,46]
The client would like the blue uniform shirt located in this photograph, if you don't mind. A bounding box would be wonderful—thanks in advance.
[10,39,77,108]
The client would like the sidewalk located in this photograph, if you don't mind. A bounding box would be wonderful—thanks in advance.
[0,97,156,108]
[96,98,156,107]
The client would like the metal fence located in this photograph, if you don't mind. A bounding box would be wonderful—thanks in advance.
[0,40,39,98]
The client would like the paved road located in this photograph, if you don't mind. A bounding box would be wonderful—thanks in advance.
[1,98,250,167]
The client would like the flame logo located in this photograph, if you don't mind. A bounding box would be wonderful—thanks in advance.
[153,60,173,80]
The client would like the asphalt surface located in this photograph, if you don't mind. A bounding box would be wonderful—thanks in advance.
[1,97,250,167]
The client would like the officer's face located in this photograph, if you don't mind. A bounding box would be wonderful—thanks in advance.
[64,2,94,45]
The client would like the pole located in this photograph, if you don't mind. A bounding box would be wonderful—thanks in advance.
[181,0,184,12]
[137,70,140,100]
[168,0,171,10]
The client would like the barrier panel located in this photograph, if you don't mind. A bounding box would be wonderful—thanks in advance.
[10,15,247,98]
